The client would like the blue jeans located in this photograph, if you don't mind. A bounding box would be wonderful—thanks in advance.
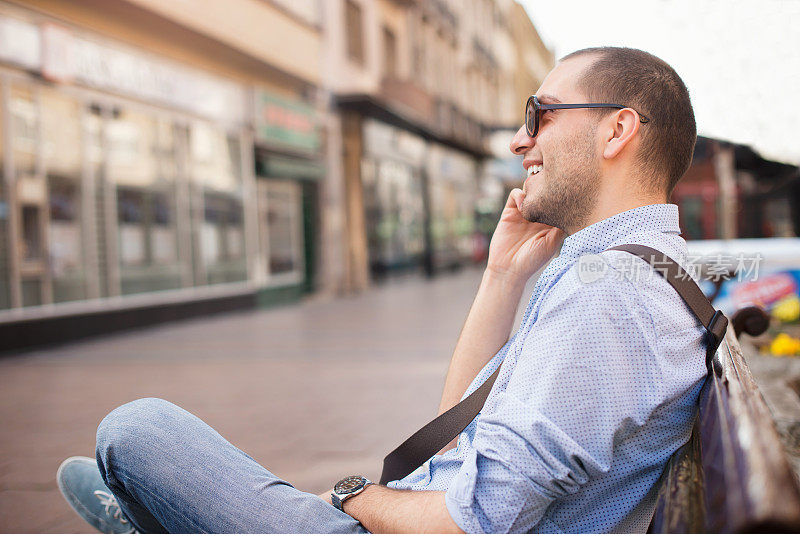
[96,398,370,534]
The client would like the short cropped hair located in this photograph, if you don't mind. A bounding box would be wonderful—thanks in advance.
[561,47,696,196]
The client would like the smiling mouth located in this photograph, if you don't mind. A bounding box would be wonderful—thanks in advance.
[526,164,543,182]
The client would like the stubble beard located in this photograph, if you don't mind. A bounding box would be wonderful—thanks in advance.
[519,126,600,234]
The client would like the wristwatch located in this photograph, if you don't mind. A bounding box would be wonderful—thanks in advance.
[331,475,373,511]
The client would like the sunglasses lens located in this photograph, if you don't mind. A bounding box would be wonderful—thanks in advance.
[525,99,536,137]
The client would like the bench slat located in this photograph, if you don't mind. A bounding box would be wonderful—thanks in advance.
[650,432,705,533]
[651,327,800,533]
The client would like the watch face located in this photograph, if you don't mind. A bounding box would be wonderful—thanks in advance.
[334,475,367,494]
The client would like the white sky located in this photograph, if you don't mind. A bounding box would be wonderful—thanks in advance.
[519,0,800,165]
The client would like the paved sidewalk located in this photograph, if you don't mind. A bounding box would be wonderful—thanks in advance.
[0,267,532,533]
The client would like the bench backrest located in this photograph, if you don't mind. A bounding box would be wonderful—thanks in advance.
[650,327,800,533]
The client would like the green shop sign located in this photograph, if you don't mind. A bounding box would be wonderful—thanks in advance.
[255,90,320,153]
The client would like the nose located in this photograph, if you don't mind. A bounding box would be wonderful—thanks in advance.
[509,124,534,155]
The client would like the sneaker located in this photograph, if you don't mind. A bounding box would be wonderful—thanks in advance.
[57,456,139,534]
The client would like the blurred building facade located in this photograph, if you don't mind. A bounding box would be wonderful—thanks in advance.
[323,0,553,290]
[673,136,800,241]
[0,0,327,347]
[479,0,553,260]
[0,0,551,348]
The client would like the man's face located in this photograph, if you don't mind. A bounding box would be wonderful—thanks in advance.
[509,56,602,233]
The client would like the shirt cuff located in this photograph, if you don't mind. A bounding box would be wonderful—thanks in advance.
[443,449,484,534]
[445,485,485,534]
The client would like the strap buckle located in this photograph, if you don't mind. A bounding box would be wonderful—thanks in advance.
[706,310,728,351]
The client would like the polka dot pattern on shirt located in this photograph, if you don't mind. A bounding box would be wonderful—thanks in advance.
[389,204,708,534]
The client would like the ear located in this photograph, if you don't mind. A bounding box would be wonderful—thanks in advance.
[602,108,641,160]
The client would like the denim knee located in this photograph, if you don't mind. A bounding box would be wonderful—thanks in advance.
[96,398,181,476]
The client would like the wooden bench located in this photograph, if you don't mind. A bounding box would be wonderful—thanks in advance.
[650,318,800,533]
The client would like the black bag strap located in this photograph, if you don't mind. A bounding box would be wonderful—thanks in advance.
[379,364,501,484]
[379,244,728,485]
[608,244,728,363]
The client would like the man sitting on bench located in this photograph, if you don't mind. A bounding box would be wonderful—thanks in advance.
[57,47,708,534]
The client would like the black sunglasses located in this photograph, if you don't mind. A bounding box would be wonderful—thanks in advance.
[525,95,650,138]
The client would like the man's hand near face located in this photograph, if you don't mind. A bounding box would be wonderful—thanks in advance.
[487,188,566,281]
[435,188,564,451]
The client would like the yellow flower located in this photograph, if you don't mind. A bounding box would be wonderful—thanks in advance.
[772,295,800,323]
[770,332,800,356]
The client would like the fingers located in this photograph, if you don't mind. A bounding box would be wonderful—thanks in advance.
[507,188,524,211]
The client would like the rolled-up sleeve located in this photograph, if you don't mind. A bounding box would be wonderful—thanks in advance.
[445,263,665,533]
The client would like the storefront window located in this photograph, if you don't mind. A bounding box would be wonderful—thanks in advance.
[191,123,246,285]
[258,180,303,283]
[362,158,425,275]
[1,78,251,308]
[11,85,45,307]
[117,188,146,265]
[428,148,476,271]
[108,110,181,295]
[86,107,109,297]
[42,90,86,303]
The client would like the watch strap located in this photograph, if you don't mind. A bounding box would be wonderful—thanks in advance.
[331,478,372,511]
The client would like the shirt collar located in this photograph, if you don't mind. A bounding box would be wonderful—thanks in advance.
[557,203,681,261]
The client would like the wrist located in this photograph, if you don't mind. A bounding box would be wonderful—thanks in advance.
[332,475,373,512]
[341,482,377,516]
[483,266,529,290]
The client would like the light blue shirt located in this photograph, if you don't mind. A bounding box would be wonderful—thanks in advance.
[389,204,708,533]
